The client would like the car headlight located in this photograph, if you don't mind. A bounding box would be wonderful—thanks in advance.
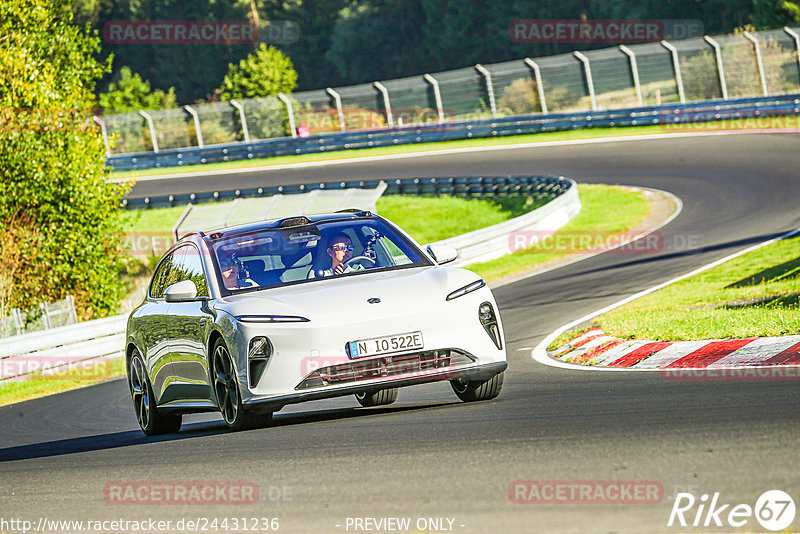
[236,315,310,323]
[478,302,502,350]
[446,279,485,301]
[248,336,273,387]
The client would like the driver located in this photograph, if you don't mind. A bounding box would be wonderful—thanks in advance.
[220,252,258,289]
[312,233,366,277]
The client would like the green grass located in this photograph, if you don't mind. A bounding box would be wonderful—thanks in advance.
[108,116,800,180]
[597,234,800,341]
[466,184,651,281]
[120,205,188,234]
[0,357,126,407]
[376,195,542,244]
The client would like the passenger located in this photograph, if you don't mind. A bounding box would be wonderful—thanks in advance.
[220,253,258,289]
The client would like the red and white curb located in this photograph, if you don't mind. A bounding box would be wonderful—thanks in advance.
[553,327,800,369]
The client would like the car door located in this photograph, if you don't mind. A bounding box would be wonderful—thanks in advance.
[140,248,180,404]
[166,243,214,403]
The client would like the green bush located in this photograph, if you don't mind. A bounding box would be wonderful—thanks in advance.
[99,66,178,115]
[219,44,298,101]
[0,0,130,320]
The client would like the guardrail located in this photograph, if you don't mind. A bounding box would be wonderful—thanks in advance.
[0,315,126,381]
[2,176,577,381]
[124,175,571,209]
[109,93,800,173]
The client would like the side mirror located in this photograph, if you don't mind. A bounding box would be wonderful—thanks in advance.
[426,243,459,265]
[164,280,198,302]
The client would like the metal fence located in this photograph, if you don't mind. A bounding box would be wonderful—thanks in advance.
[0,296,79,338]
[98,26,800,157]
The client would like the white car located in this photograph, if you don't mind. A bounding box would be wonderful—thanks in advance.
[125,211,507,434]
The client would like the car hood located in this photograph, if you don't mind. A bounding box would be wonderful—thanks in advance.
[215,266,483,321]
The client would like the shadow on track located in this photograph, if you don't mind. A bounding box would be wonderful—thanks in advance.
[0,402,456,463]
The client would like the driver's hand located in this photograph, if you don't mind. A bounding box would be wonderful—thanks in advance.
[333,264,344,275]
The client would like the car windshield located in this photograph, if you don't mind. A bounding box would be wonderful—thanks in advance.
[209,217,431,293]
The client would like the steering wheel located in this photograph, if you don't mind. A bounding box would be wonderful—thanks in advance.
[345,256,376,267]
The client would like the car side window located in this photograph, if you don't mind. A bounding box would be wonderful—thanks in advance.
[149,248,182,299]
[179,245,209,297]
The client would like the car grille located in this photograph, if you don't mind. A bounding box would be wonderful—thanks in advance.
[295,349,475,390]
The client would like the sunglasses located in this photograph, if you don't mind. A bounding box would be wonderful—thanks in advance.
[331,244,354,252]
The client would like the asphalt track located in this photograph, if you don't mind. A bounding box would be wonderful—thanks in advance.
[2,133,799,533]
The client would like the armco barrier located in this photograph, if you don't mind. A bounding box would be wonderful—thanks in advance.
[0,315,127,381]
[124,175,571,210]
[2,176,577,380]
[108,94,800,173]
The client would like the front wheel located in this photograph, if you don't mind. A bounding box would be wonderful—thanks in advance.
[213,339,271,431]
[451,371,504,402]
[355,387,398,407]
[128,350,182,435]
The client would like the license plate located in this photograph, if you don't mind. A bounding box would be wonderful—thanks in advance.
[348,331,424,359]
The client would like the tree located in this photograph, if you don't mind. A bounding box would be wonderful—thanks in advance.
[99,66,178,114]
[260,0,349,91]
[0,0,130,320]
[750,0,800,28]
[326,0,430,83]
[219,43,298,100]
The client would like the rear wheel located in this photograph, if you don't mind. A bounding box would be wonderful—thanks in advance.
[355,387,398,407]
[128,350,182,435]
[213,339,271,431]
[451,371,504,402]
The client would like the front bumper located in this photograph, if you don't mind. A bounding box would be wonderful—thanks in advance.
[242,359,507,413]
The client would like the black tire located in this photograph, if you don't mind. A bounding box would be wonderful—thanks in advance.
[128,350,182,435]
[212,339,271,431]
[355,387,398,407]
[451,371,504,402]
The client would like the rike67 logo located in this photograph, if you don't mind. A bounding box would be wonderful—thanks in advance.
[668,490,795,531]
